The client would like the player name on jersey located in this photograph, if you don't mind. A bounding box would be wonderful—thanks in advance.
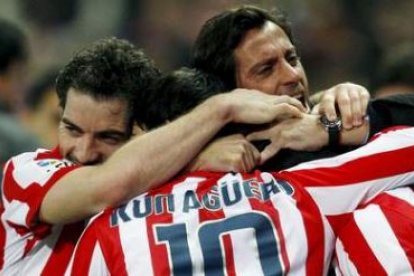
[110,172,294,226]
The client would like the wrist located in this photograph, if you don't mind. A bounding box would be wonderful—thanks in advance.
[320,115,342,148]
[340,116,370,145]
[199,94,232,126]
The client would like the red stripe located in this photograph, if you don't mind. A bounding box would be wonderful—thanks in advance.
[97,212,129,275]
[196,175,230,275]
[293,187,326,275]
[337,214,387,275]
[3,160,77,233]
[249,198,290,273]
[146,183,175,276]
[375,193,414,271]
[279,145,414,188]
[0,203,5,269]
[248,171,290,274]
[70,221,100,275]
[41,222,84,276]
[222,234,236,276]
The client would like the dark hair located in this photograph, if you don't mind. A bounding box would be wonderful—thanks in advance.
[371,45,414,95]
[56,37,161,131]
[144,67,262,140]
[0,18,28,74]
[192,5,293,89]
[144,67,225,129]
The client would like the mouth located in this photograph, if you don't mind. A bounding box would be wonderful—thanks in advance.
[292,93,305,105]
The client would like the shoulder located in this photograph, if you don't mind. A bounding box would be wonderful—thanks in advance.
[3,148,77,190]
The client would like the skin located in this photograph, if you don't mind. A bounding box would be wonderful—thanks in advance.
[190,21,370,169]
[58,88,132,165]
[235,21,310,109]
[39,88,304,224]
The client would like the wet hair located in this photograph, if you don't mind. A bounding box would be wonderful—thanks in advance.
[192,5,293,89]
[56,37,161,133]
[144,67,225,129]
[0,18,28,74]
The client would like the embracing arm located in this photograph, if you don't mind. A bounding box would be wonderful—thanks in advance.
[40,89,304,224]
[368,94,414,136]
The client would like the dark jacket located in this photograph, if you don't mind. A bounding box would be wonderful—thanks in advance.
[261,94,414,171]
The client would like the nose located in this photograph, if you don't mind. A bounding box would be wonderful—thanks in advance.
[71,137,101,165]
[279,61,301,93]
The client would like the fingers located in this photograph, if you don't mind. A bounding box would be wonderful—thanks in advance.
[272,103,304,121]
[241,142,261,172]
[318,89,338,121]
[259,141,282,165]
[348,89,363,126]
[272,95,307,112]
[318,83,371,129]
[336,88,353,129]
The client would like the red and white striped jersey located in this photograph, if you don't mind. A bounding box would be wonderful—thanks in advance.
[334,186,414,275]
[0,147,84,275]
[69,127,414,276]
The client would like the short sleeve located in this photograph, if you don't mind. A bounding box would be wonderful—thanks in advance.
[2,151,79,236]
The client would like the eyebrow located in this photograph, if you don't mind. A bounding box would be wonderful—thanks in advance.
[61,117,129,139]
[250,57,277,74]
[249,46,298,74]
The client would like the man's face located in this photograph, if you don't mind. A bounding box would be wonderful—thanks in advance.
[58,88,133,165]
[234,21,310,107]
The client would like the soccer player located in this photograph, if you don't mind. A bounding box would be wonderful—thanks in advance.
[0,39,302,275]
[69,68,414,275]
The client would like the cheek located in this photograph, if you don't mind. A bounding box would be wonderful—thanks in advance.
[57,132,75,157]
[250,76,280,95]
[237,75,274,94]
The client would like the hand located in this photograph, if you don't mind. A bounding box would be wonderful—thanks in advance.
[316,83,370,129]
[217,89,306,124]
[247,114,327,164]
[185,134,260,173]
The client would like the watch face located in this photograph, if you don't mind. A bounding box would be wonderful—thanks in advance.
[320,115,342,129]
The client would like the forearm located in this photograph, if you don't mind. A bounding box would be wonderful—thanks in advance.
[104,95,230,194]
[40,95,230,224]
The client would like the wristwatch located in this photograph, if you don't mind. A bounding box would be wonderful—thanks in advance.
[320,115,342,148]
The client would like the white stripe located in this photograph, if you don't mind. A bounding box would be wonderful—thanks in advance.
[354,205,413,275]
[120,200,154,275]
[88,242,109,275]
[220,173,265,276]
[20,225,62,276]
[172,177,205,276]
[322,218,335,276]
[286,127,414,172]
[385,187,414,206]
[270,187,307,275]
[334,238,359,276]
[307,172,414,215]
[1,215,26,273]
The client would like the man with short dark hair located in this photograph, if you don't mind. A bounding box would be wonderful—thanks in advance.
[0,37,296,274]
